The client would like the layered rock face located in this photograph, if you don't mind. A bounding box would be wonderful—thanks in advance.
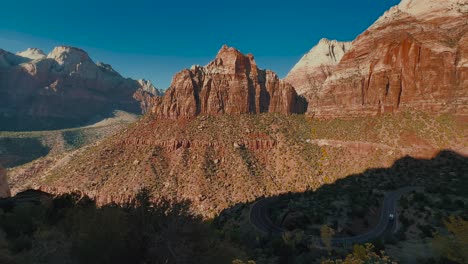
[151,46,306,118]
[9,111,466,217]
[291,0,468,118]
[285,38,352,95]
[0,46,158,130]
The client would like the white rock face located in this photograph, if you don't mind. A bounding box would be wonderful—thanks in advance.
[45,46,100,78]
[399,0,467,18]
[285,38,352,95]
[137,79,164,96]
[292,38,352,69]
[373,0,467,28]
[16,48,46,60]
[47,46,91,64]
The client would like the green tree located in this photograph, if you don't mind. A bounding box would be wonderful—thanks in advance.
[432,216,468,263]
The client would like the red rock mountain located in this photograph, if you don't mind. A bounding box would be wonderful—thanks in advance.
[287,0,468,118]
[149,45,307,118]
[0,46,161,130]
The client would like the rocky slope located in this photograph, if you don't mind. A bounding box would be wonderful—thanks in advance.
[150,45,307,118]
[5,0,468,218]
[285,38,352,95]
[289,0,468,118]
[8,112,466,217]
[0,46,159,130]
[0,110,139,169]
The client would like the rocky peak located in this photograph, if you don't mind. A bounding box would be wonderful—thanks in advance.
[399,0,466,17]
[47,46,92,66]
[373,0,467,28]
[151,46,306,118]
[205,45,256,75]
[137,79,163,96]
[285,38,352,95]
[16,48,46,60]
[291,38,352,71]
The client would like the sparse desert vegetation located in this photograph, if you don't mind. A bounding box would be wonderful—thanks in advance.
[215,150,468,263]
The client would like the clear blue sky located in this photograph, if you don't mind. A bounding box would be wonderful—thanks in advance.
[0,0,400,89]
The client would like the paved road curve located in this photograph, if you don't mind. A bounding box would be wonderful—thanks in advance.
[249,187,420,247]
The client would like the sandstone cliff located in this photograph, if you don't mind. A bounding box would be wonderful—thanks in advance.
[0,46,158,130]
[285,38,352,95]
[288,0,468,118]
[150,45,307,118]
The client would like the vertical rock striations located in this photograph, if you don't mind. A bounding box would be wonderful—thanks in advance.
[287,0,468,118]
[151,45,306,118]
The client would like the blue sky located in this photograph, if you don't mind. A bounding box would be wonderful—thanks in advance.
[0,0,400,88]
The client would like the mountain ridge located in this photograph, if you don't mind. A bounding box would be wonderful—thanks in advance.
[0,45,159,130]
[286,0,468,118]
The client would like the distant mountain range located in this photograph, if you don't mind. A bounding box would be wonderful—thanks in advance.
[1,0,466,132]
[0,46,162,131]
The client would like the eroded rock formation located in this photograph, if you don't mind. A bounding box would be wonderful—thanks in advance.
[150,45,307,118]
[288,0,468,118]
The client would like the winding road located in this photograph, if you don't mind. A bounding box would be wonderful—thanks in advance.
[249,187,420,247]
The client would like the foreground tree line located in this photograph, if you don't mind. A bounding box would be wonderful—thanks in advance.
[0,188,466,264]
[0,189,244,264]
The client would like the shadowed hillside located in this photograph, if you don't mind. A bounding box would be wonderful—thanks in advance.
[1,151,466,264]
[7,112,466,218]
[0,111,139,168]
[215,150,468,264]
[0,189,244,264]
